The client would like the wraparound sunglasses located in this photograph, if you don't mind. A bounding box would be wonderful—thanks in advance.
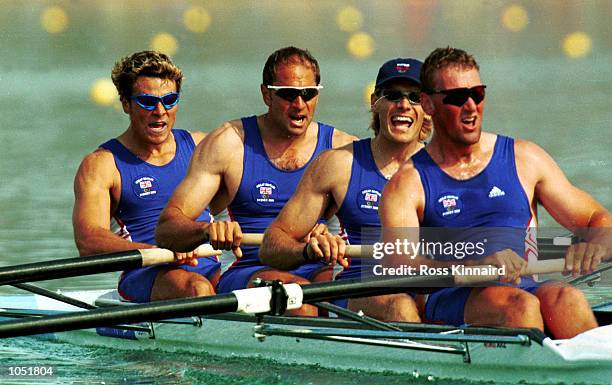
[266,85,323,102]
[426,85,486,107]
[129,92,180,111]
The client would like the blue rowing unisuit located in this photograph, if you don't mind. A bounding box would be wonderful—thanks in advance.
[101,129,220,303]
[100,129,212,243]
[216,116,335,293]
[413,135,538,326]
[412,135,532,259]
[227,115,335,265]
[336,138,386,245]
[335,138,387,280]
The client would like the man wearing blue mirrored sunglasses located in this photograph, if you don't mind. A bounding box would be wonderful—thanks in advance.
[72,50,221,303]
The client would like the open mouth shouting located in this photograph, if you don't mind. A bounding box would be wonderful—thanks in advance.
[461,115,477,129]
[148,121,167,133]
[289,113,308,127]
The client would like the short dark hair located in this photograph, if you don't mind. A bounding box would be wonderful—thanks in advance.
[420,47,479,93]
[111,50,183,100]
[262,46,320,85]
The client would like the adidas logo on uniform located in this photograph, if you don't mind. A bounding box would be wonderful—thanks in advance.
[488,186,506,198]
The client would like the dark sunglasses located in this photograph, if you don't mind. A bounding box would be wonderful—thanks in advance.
[428,85,486,107]
[380,90,421,105]
[129,92,180,111]
[267,85,322,102]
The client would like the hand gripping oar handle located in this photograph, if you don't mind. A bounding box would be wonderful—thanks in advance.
[140,244,222,266]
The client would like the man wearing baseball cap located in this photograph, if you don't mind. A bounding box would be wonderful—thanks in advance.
[260,58,431,321]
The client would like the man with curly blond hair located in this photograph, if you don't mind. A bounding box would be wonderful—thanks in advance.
[73,51,221,303]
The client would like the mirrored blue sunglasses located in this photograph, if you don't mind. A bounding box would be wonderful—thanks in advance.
[129,92,180,111]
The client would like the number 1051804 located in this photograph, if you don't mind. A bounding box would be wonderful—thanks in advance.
[2,365,55,378]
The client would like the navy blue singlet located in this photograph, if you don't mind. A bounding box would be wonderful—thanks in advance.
[335,138,388,280]
[100,129,212,244]
[227,115,335,266]
[412,135,532,259]
[336,138,387,245]
[104,129,220,303]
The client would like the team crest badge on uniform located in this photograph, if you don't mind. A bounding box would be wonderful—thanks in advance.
[253,181,278,205]
[358,188,382,213]
[436,194,462,218]
[133,176,158,199]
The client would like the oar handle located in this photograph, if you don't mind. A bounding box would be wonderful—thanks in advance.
[526,259,565,274]
[236,235,374,256]
[140,245,222,267]
[453,259,566,285]
[241,233,264,246]
[195,244,223,257]
[343,245,571,260]
[240,235,573,264]
[346,244,367,257]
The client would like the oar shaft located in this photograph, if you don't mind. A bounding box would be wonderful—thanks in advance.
[0,293,240,339]
[0,251,149,286]
[12,283,97,310]
[0,245,221,286]
[0,274,453,339]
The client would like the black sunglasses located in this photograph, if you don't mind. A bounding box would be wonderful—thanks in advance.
[380,90,421,105]
[428,85,486,107]
[267,85,322,102]
[129,92,180,111]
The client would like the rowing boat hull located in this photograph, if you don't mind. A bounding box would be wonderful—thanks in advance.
[1,289,611,384]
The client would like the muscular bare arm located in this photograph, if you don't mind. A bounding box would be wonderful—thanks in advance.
[516,140,611,273]
[379,161,428,268]
[72,150,152,256]
[260,148,352,269]
[517,140,610,230]
[190,131,206,145]
[331,128,358,148]
[156,122,243,252]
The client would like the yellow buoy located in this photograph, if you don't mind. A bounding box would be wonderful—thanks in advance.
[151,33,179,56]
[501,4,528,32]
[363,81,375,108]
[90,79,118,107]
[184,6,211,33]
[562,32,592,58]
[336,6,363,33]
[41,6,69,34]
[347,32,375,59]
